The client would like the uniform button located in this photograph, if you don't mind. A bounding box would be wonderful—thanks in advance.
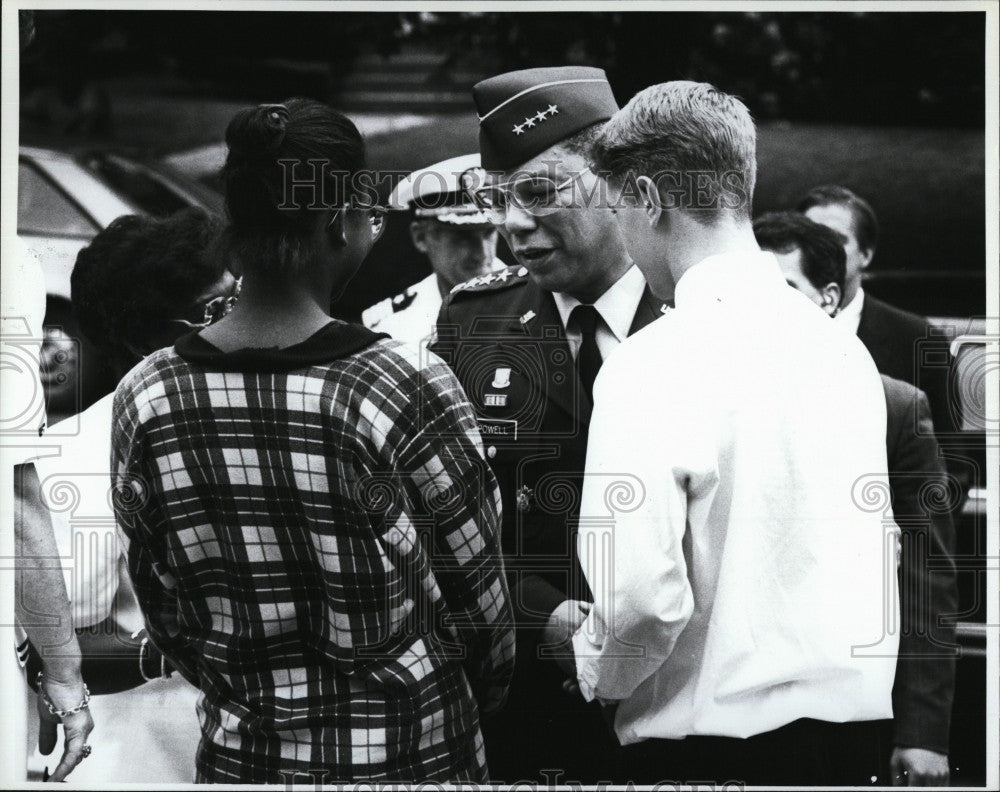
[487,446,497,459]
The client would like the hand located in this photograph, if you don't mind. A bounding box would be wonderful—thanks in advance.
[543,599,591,681]
[890,747,949,786]
[37,671,95,782]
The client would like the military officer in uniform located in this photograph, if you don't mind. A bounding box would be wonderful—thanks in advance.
[361,153,505,344]
[430,67,670,783]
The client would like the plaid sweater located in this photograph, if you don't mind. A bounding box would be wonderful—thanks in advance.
[111,325,514,783]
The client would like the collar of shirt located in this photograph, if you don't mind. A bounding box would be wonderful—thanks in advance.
[834,286,865,334]
[673,249,785,308]
[552,264,647,354]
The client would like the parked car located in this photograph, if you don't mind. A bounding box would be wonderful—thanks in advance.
[17,145,223,424]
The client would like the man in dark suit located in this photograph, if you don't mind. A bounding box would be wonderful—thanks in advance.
[797,185,955,436]
[430,66,667,783]
[755,211,958,786]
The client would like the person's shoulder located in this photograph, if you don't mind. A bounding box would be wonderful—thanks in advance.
[604,309,679,377]
[864,293,929,332]
[114,348,184,403]
[881,373,931,421]
[445,264,531,305]
[361,285,423,330]
[344,336,448,383]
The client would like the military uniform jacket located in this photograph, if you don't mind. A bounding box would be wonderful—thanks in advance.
[431,265,664,641]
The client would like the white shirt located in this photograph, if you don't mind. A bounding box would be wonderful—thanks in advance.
[1,239,48,457]
[363,259,507,346]
[552,264,647,361]
[835,286,865,334]
[572,250,898,744]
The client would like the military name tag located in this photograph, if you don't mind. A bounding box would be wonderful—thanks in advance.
[478,418,517,440]
[483,393,508,407]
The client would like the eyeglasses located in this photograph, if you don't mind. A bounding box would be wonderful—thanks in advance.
[466,170,590,224]
[328,205,389,241]
[171,276,243,329]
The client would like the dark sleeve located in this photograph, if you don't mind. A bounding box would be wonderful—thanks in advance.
[433,296,569,632]
[918,321,956,439]
[890,389,958,754]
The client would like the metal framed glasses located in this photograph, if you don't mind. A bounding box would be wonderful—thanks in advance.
[328,205,389,241]
[464,169,590,224]
[171,276,243,329]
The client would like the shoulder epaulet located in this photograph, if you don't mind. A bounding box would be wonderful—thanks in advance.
[448,265,530,297]
[362,288,419,328]
[361,297,393,329]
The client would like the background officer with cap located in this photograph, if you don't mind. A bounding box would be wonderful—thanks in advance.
[361,153,505,344]
[431,66,669,783]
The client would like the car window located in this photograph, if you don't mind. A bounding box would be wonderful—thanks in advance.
[17,162,99,238]
[83,154,192,218]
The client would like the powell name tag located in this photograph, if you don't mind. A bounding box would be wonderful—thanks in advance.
[478,418,518,441]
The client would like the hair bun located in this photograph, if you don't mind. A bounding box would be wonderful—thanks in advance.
[226,102,290,160]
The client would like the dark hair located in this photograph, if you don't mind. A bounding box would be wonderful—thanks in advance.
[795,184,879,254]
[559,121,607,158]
[71,207,224,370]
[753,211,847,298]
[221,98,366,280]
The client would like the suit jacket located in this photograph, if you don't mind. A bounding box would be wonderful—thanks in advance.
[861,294,955,437]
[882,374,958,754]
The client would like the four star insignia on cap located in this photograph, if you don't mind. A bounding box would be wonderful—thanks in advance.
[510,105,560,136]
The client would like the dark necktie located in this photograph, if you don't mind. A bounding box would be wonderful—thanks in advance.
[571,304,603,403]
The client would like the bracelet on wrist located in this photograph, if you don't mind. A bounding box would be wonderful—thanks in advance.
[138,636,155,682]
[36,671,90,719]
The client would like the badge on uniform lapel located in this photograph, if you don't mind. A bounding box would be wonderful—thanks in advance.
[519,310,536,326]
[484,393,508,407]
[491,367,512,388]
[516,484,534,512]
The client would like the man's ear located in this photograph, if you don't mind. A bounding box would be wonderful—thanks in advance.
[821,282,843,317]
[410,221,430,254]
[326,209,347,248]
[857,246,874,271]
[636,175,664,228]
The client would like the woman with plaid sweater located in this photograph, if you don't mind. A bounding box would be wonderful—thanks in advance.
[110,99,515,783]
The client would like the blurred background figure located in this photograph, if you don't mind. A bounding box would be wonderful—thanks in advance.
[20,206,235,783]
[754,210,957,786]
[361,153,503,343]
[796,185,954,437]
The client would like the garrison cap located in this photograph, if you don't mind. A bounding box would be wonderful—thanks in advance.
[473,66,618,171]
[390,153,493,226]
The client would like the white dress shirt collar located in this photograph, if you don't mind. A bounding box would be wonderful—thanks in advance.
[552,264,647,342]
[673,249,785,309]
[834,286,865,334]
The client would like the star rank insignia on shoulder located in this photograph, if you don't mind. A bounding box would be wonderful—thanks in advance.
[449,264,530,296]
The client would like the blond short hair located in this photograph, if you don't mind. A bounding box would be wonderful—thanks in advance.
[591,81,757,222]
